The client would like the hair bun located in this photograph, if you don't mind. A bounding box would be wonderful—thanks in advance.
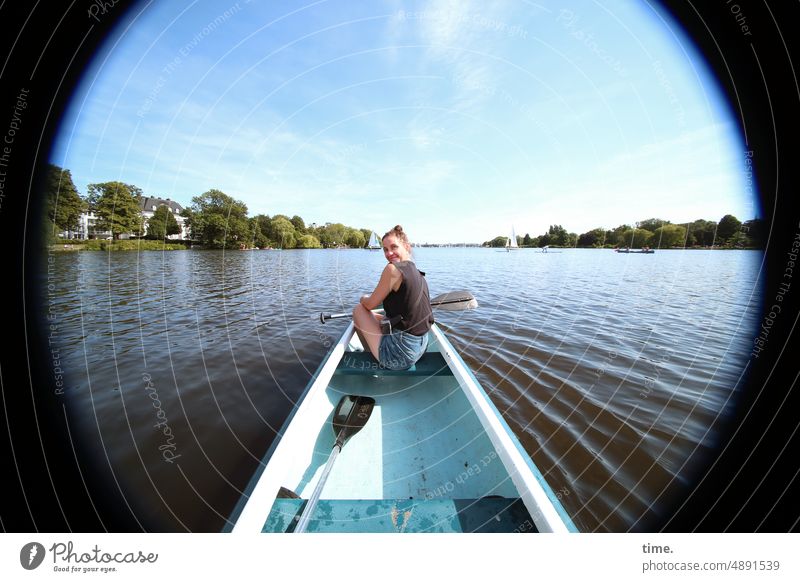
[383,225,410,246]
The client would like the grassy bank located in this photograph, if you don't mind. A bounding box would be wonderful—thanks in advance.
[51,239,188,251]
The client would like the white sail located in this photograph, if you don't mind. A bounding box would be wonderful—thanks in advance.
[367,231,381,249]
[507,225,519,249]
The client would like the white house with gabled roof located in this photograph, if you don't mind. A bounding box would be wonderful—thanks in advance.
[139,197,189,240]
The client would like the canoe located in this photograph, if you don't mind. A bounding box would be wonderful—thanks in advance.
[226,322,577,533]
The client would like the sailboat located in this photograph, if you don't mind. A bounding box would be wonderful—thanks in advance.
[366,231,381,250]
[506,225,520,251]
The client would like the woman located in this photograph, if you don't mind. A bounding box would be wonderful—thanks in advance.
[352,225,434,370]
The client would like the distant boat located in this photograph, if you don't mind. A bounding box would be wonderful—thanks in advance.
[506,226,520,251]
[367,231,381,250]
[615,248,654,254]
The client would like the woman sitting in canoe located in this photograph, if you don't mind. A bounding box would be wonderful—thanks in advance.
[352,225,434,370]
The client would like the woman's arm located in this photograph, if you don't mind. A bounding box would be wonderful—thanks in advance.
[360,263,402,310]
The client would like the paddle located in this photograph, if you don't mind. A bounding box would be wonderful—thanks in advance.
[319,290,478,323]
[294,395,376,533]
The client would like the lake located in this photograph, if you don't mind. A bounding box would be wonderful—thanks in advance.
[40,247,763,531]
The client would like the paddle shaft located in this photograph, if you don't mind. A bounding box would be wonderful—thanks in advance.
[320,293,476,323]
[294,440,342,533]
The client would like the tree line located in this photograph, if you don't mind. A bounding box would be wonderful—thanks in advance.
[43,165,375,249]
[45,164,764,250]
[483,216,765,249]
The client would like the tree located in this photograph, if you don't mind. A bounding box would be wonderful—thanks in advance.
[483,236,507,248]
[270,216,297,248]
[605,224,631,247]
[87,181,143,239]
[296,234,322,248]
[547,224,569,246]
[290,215,306,234]
[251,214,272,245]
[317,223,348,248]
[537,232,551,247]
[651,224,687,248]
[44,164,85,234]
[246,216,264,248]
[359,228,373,248]
[686,219,717,247]
[637,218,668,232]
[565,232,578,247]
[741,218,766,248]
[146,205,182,239]
[717,214,742,242]
[617,228,653,248]
[728,230,750,248]
[344,228,365,248]
[577,228,606,248]
[187,189,249,248]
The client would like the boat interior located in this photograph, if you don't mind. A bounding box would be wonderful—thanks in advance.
[262,332,536,532]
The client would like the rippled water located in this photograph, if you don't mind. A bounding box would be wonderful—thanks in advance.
[41,247,762,531]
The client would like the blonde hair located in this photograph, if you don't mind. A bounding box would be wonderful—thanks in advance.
[382,225,410,247]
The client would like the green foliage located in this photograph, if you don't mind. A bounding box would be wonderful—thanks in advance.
[316,223,348,248]
[78,239,186,251]
[44,164,85,233]
[146,205,182,239]
[290,215,306,234]
[636,218,668,232]
[271,216,297,248]
[87,181,144,239]
[717,214,742,242]
[187,189,250,248]
[483,236,508,248]
[741,218,766,248]
[571,215,763,249]
[296,234,323,249]
[577,228,606,248]
[604,224,631,246]
[650,224,687,248]
[522,233,532,246]
[617,228,653,248]
[344,228,366,248]
[727,231,750,248]
[527,225,578,247]
[546,225,569,246]
[686,219,717,247]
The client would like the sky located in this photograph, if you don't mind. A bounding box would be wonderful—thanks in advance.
[51,0,759,244]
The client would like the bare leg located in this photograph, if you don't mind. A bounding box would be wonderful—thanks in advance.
[352,305,383,361]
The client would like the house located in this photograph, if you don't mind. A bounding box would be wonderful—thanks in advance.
[139,197,189,240]
[60,197,189,240]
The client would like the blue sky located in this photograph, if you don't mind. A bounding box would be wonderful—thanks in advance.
[52,0,759,244]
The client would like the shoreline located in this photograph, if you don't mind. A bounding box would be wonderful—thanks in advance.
[49,244,763,252]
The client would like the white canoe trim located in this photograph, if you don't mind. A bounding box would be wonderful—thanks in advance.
[430,325,577,533]
[230,322,356,533]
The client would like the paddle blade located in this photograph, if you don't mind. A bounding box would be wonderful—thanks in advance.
[430,291,478,311]
[332,395,375,449]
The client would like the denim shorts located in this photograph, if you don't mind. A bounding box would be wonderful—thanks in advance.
[378,330,429,371]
